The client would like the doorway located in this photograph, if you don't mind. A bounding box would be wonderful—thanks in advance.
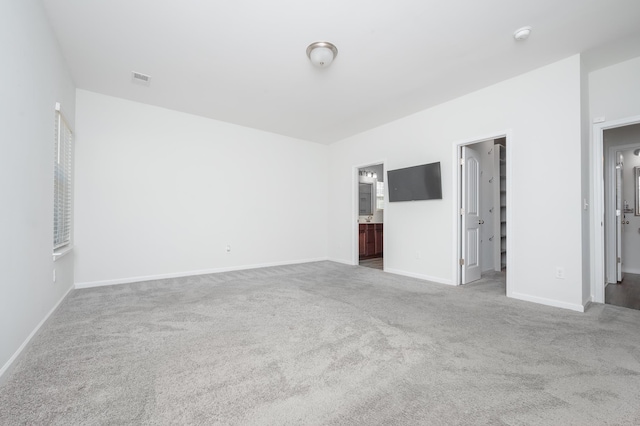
[601,124,640,310]
[357,163,384,270]
[456,135,509,293]
[592,116,640,305]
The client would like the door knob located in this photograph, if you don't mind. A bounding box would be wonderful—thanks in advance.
[478,219,485,225]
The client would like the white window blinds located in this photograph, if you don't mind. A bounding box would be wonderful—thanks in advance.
[53,105,73,249]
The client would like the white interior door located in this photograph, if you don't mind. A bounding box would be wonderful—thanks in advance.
[615,153,624,282]
[461,146,481,284]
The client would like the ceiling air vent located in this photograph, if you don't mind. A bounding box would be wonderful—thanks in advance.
[131,71,151,86]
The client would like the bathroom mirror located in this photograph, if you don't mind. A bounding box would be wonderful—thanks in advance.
[635,167,640,216]
[359,183,373,215]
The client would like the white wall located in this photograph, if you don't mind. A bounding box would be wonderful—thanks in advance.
[74,91,328,286]
[580,56,591,305]
[590,56,640,123]
[329,56,585,311]
[0,1,76,380]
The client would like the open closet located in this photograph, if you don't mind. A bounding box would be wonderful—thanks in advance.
[459,137,507,286]
[493,142,507,271]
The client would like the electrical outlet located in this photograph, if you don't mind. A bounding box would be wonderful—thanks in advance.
[555,267,565,279]
[226,245,231,253]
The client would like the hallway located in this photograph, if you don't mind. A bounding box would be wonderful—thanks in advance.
[606,273,640,310]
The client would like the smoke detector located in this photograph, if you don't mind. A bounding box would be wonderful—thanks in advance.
[513,26,532,41]
[131,71,151,86]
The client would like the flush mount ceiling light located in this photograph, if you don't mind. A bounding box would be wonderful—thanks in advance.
[513,26,532,41]
[306,41,338,68]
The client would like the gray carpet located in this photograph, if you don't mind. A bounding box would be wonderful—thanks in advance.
[1,261,640,425]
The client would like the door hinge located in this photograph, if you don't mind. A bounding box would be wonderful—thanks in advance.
[459,258,464,266]
[460,158,465,165]
[460,208,464,215]
[617,257,621,263]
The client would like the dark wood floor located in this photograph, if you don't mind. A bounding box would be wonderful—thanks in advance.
[359,257,383,270]
[605,273,640,310]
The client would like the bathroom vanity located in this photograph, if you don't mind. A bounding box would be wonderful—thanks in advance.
[359,223,383,259]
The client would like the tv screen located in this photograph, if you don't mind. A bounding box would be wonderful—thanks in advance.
[387,162,442,202]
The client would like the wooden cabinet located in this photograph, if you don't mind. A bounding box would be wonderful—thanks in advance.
[359,226,366,255]
[374,224,383,255]
[359,223,383,259]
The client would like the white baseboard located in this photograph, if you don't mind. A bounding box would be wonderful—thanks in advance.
[622,268,640,275]
[327,257,356,266]
[75,257,329,289]
[509,291,585,312]
[384,268,454,286]
[0,284,74,385]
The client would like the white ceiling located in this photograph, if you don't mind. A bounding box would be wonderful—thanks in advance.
[42,0,640,144]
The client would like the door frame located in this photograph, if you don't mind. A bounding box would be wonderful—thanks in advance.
[591,116,640,303]
[453,130,512,293]
[605,144,638,283]
[352,160,386,266]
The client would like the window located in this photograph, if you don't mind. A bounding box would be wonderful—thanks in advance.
[53,103,73,250]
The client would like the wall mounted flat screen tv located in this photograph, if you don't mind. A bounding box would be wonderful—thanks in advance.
[387,162,442,202]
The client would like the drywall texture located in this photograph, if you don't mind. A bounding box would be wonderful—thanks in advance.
[0,1,76,377]
[74,91,328,286]
[589,56,640,123]
[328,56,584,311]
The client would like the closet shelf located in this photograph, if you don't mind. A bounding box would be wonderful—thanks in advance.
[493,143,507,273]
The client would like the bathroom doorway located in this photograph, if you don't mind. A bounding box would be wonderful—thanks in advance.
[602,123,640,310]
[357,163,384,270]
[591,116,640,305]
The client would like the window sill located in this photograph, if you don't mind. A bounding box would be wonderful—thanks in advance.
[53,245,74,262]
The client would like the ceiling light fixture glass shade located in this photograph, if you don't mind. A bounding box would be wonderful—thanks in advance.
[306,42,338,67]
